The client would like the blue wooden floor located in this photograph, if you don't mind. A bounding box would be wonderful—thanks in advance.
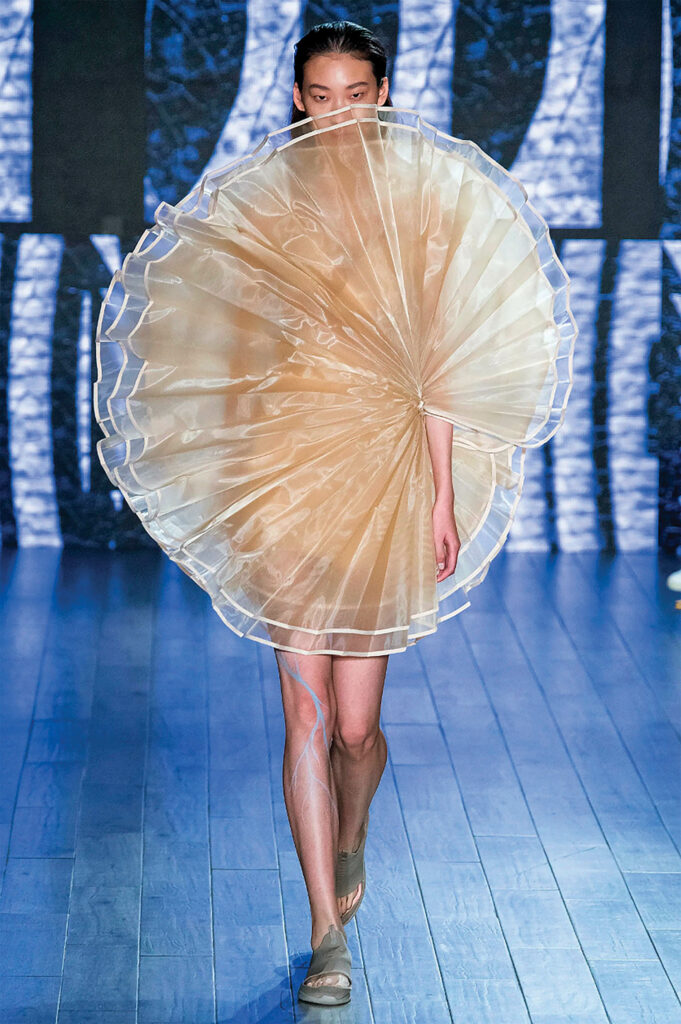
[0,546,679,1023]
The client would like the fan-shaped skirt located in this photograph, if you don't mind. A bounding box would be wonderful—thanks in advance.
[94,106,576,656]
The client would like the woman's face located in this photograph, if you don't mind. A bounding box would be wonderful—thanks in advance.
[293,52,389,125]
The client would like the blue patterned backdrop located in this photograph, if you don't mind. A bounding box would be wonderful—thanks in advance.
[0,0,678,553]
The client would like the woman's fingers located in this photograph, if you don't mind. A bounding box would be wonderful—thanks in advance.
[435,531,460,582]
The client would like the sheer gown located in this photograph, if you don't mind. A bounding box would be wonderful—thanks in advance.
[94,105,577,656]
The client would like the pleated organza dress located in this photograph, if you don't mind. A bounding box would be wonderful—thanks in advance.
[93,104,577,656]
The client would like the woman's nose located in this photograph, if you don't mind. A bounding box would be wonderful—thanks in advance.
[326,104,363,129]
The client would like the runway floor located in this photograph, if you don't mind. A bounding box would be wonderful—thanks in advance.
[0,546,679,1023]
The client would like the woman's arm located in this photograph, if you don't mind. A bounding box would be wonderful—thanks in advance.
[424,414,460,582]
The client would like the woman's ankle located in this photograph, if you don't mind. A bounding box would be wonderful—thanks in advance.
[311,916,345,948]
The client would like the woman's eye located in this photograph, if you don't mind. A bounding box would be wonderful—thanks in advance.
[312,93,363,101]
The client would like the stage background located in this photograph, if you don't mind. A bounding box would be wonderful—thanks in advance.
[0,0,678,554]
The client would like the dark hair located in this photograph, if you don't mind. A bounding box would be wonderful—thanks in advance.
[290,20,393,124]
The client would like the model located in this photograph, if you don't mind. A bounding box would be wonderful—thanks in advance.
[94,19,576,1007]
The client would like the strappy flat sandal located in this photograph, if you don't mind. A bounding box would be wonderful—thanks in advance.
[297,923,352,1005]
[335,810,369,926]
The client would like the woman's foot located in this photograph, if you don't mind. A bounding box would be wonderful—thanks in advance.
[337,878,363,922]
[299,923,352,1000]
[304,920,350,990]
[303,968,351,990]
[336,824,365,921]
[336,812,369,925]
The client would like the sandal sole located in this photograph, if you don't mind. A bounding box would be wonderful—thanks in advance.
[298,982,352,1005]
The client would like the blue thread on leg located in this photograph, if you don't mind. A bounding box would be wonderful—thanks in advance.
[276,650,337,814]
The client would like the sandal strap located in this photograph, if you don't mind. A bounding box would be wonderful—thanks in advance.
[304,926,352,984]
[335,812,369,898]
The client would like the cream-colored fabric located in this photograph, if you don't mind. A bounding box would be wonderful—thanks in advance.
[94,105,577,656]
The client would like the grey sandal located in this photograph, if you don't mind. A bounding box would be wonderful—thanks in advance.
[297,923,352,1005]
[335,810,369,926]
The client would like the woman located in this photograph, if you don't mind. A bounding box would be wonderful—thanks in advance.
[282,21,460,1006]
[94,14,574,1010]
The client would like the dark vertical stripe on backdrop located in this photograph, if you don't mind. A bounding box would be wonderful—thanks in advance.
[146,0,248,211]
[33,0,146,237]
[370,0,399,82]
[450,0,550,168]
[592,240,618,551]
[303,3,372,37]
[0,237,18,546]
[602,0,663,237]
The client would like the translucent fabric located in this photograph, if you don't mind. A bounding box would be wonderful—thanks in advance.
[94,104,577,657]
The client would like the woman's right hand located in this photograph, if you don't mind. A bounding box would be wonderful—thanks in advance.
[432,492,460,583]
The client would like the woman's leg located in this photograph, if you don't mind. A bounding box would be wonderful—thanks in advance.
[330,653,389,921]
[275,646,389,989]
[275,647,346,988]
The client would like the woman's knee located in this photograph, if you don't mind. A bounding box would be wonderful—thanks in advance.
[332,721,382,758]
[285,699,336,746]
[276,650,336,740]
